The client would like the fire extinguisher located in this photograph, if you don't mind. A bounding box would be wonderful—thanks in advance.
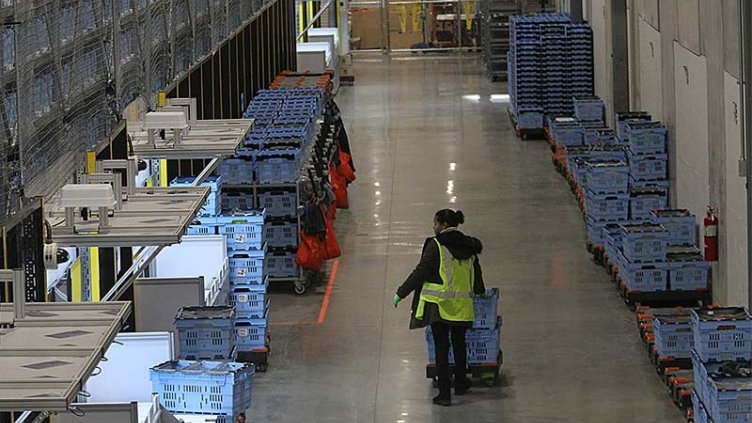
[704,206,718,262]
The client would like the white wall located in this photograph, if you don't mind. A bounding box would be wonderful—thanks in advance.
[673,42,709,222]
[723,72,749,306]
[637,18,662,120]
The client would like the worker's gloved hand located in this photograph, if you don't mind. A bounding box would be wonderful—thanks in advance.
[393,294,402,308]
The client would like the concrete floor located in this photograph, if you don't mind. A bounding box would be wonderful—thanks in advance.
[253,55,684,423]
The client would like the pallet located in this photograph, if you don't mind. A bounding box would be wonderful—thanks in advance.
[236,345,270,372]
[664,368,694,411]
[507,107,545,140]
[425,350,503,387]
[616,278,711,309]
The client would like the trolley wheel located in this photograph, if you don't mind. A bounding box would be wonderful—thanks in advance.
[256,363,268,372]
[294,283,307,295]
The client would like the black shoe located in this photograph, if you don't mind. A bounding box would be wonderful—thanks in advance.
[455,379,472,396]
[432,395,451,407]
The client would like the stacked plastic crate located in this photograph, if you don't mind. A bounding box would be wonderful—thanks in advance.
[150,360,254,422]
[650,309,694,362]
[243,88,324,281]
[650,209,709,292]
[425,288,502,384]
[690,307,752,423]
[618,113,670,220]
[508,13,594,130]
[614,223,670,293]
[582,157,629,248]
[172,175,222,217]
[218,209,269,366]
[154,306,252,421]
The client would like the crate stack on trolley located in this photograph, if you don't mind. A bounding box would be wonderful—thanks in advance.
[507,13,594,136]
[424,289,503,387]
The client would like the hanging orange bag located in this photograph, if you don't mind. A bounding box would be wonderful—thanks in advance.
[296,231,323,271]
[338,150,356,183]
[330,163,349,209]
[319,204,341,260]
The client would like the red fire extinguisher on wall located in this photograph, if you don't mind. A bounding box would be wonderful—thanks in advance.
[704,206,718,262]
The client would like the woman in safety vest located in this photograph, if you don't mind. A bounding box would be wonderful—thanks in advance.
[393,209,485,406]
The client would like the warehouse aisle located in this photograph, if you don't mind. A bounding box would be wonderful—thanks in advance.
[252,56,683,422]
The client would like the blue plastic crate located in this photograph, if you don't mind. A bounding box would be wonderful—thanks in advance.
[652,314,693,358]
[628,177,670,191]
[217,211,265,251]
[621,223,668,262]
[584,190,629,222]
[584,128,618,146]
[264,220,298,248]
[221,191,254,212]
[630,187,668,220]
[174,306,235,360]
[692,390,710,423]
[187,222,219,236]
[692,307,752,362]
[219,157,254,185]
[228,250,266,286]
[584,161,629,194]
[230,285,269,319]
[668,253,709,291]
[708,377,752,423]
[234,314,269,352]
[473,288,500,330]
[266,250,298,278]
[586,218,608,245]
[621,261,668,292]
[625,121,667,154]
[615,112,652,140]
[426,318,501,365]
[255,148,302,184]
[627,151,668,181]
[257,190,297,218]
[150,360,254,421]
[650,209,696,246]
[516,109,544,129]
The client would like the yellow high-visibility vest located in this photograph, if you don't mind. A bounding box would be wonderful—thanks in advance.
[416,238,475,322]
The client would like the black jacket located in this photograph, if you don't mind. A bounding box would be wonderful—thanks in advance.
[396,228,485,329]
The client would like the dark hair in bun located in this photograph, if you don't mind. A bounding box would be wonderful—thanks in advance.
[435,209,465,227]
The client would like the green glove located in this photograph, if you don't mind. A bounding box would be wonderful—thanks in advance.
[393,294,402,308]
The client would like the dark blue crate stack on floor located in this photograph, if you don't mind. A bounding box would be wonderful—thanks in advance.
[150,360,255,422]
[574,96,605,126]
[174,306,236,361]
[508,13,594,130]
[617,223,670,293]
[171,175,223,217]
[690,307,752,423]
[583,160,629,246]
[425,289,502,369]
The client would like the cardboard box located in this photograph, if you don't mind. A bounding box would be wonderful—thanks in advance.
[350,8,384,49]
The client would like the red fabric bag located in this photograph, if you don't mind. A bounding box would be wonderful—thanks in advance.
[296,231,323,271]
[330,163,349,209]
[319,205,341,260]
[338,150,356,183]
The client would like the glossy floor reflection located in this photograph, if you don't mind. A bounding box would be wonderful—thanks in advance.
[253,55,684,423]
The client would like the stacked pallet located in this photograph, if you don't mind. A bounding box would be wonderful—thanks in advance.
[508,13,594,131]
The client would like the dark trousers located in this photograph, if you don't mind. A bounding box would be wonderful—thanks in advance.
[431,321,469,398]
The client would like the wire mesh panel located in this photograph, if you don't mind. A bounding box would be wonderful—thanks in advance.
[210,0,227,47]
[227,0,251,29]
[148,0,172,93]
[171,0,194,77]
[192,0,212,58]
